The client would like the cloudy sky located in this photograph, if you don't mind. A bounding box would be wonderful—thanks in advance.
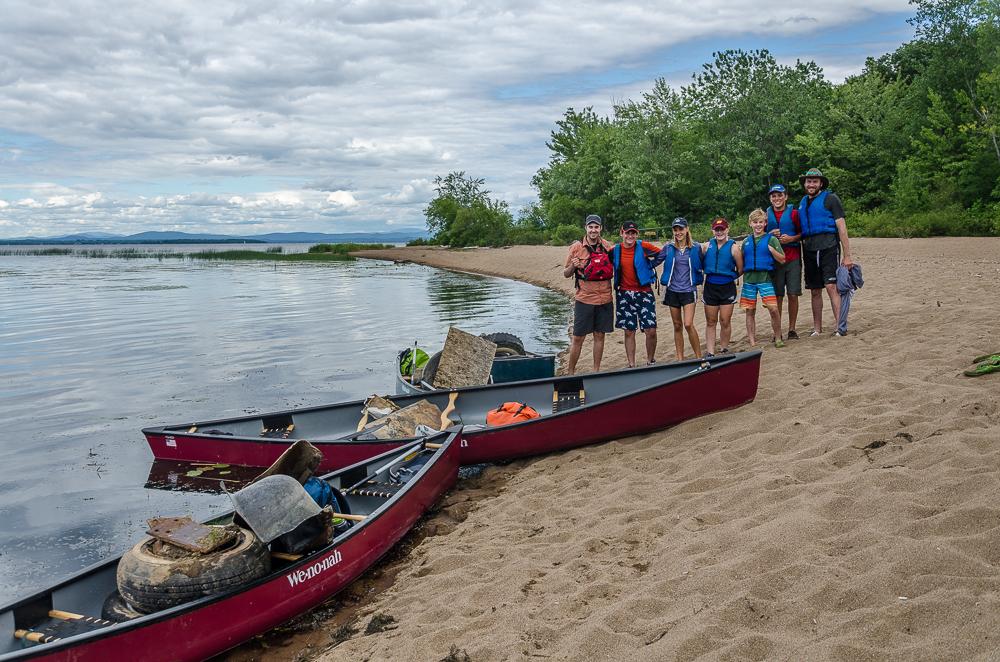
[0,0,913,238]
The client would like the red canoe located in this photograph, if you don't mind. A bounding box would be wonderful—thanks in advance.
[0,430,460,662]
[143,351,761,471]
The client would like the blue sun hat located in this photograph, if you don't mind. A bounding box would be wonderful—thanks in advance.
[768,184,786,194]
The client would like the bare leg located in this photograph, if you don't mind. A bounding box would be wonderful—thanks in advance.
[670,307,684,360]
[825,283,842,330]
[567,335,585,375]
[683,302,701,358]
[643,328,657,364]
[623,330,637,367]
[776,295,784,324]
[704,304,719,354]
[788,294,799,334]
[719,304,734,351]
[810,288,824,333]
[592,332,606,372]
[746,307,757,347]
[768,305,782,343]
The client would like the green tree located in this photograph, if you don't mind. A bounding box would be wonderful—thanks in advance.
[423,172,514,247]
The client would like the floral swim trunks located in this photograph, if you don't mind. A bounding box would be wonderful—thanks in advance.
[615,290,657,331]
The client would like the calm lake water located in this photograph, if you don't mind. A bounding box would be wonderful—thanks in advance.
[0,250,570,604]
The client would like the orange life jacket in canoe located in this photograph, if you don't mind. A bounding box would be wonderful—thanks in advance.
[486,402,541,427]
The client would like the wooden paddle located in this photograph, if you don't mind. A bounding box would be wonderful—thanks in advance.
[439,391,458,430]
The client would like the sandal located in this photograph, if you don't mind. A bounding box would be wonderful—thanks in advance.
[787,330,799,340]
[773,339,786,348]
[809,330,822,337]
[973,352,1000,363]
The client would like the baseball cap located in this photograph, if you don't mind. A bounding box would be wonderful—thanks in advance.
[768,184,786,194]
[711,217,729,230]
[671,217,688,228]
[621,221,639,232]
[584,214,603,227]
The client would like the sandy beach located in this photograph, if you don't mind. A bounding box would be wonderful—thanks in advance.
[237,238,1000,661]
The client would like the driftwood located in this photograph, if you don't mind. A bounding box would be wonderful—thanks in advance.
[431,327,497,389]
[363,400,443,439]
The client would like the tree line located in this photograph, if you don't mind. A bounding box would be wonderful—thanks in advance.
[418,0,999,246]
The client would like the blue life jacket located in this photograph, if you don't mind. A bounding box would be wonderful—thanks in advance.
[658,244,704,287]
[766,207,800,248]
[798,190,838,237]
[611,240,656,288]
[703,239,738,281]
[742,234,775,272]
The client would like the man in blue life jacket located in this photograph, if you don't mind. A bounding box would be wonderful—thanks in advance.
[611,221,661,367]
[797,168,854,337]
[563,214,615,374]
[766,184,803,339]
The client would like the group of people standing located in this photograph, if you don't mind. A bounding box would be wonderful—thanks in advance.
[562,168,854,375]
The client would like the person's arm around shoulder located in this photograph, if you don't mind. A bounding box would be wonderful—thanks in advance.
[563,241,582,278]
[731,241,744,275]
[780,210,802,245]
[649,243,668,269]
[767,235,786,264]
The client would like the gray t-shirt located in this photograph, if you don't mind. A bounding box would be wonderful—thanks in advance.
[668,247,696,293]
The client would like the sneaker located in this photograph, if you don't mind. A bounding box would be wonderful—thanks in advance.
[647,359,656,365]
[787,329,799,340]
[719,348,730,354]
[833,331,846,337]
[809,330,822,337]
[704,352,715,358]
[774,339,786,348]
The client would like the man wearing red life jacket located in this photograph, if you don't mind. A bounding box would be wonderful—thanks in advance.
[563,214,614,374]
[611,221,660,367]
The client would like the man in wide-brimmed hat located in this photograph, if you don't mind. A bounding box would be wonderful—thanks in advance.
[797,168,854,337]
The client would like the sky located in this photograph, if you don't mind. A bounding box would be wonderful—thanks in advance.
[0,0,915,239]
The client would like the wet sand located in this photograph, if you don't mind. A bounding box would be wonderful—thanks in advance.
[246,239,1000,661]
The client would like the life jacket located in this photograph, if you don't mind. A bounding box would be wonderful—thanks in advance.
[766,207,800,248]
[742,234,775,272]
[703,239,738,281]
[611,241,656,288]
[486,402,541,427]
[658,244,704,288]
[798,190,837,237]
[576,242,613,283]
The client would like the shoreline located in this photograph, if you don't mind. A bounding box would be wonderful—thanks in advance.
[232,239,999,661]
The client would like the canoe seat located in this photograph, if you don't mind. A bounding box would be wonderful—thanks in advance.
[345,481,403,499]
[260,413,295,438]
[14,612,114,645]
[553,379,586,413]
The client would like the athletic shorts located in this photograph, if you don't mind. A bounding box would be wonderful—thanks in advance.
[702,281,738,307]
[572,300,614,336]
[771,257,802,297]
[740,281,778,310]
[663,290,696,309]
[803,246,839,290]
[615,290,657,331]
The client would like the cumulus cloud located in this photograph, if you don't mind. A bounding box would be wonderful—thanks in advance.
[0,0,912,237]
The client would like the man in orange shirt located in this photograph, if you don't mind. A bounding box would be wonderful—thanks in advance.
[611,221,660,367]
[562,214,614,374]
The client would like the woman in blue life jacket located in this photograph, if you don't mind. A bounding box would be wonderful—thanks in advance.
[652,218,703,360]
[698,217,743,356]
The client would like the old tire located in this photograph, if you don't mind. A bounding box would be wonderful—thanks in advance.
[116,527,270,614]
[101,591,144,622]
[481,332,525,357]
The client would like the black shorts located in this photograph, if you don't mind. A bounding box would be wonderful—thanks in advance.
[663,290,696,308]
[572,300,614,336]
[803,246,839,289]
[702,281,738,306]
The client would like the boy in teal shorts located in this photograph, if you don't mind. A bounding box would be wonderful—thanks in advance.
[740,209,786,348]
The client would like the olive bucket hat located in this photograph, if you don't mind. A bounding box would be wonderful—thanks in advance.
[799,167,829,188]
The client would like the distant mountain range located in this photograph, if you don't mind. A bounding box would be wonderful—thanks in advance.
[0,230,429,245]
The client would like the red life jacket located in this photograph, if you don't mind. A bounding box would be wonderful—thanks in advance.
[486,402,541,427]
[577,243,613,283]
